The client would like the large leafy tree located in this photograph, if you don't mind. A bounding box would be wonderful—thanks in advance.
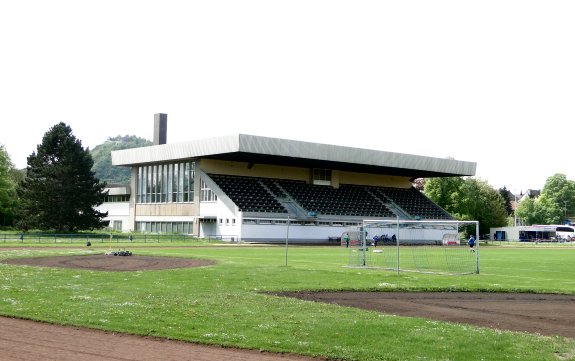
[538,174,575,223]
[17,123,108,232]
[516,196,543,225]
[423,176,464,215]
[457,178,508,234]
[0,145,18,226]
[425,176,507,235]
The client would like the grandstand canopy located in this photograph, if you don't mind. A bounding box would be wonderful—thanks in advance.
[112,134,476,179]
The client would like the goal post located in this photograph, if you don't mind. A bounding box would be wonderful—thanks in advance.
[347,219,480,275]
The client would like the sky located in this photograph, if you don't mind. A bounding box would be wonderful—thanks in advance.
[1,1,574,194]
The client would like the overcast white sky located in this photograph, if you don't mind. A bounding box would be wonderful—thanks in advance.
[1,1,574,193]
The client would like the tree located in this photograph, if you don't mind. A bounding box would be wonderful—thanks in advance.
[0,145,18,227]
[498,186,513,216]
[516,196,544,226]
[425,176,507,235]
[457,178,508,234]
[520,174,575,225]
[543,174,575,223]
[17,123,108,232]
[91,135,152,184]
[423,177,464,215]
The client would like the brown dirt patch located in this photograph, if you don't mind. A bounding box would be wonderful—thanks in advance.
[277,291,575,338]
[1,254,215,271]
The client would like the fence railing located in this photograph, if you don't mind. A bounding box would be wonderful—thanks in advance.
[0,233,211,244]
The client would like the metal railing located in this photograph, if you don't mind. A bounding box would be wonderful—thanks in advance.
[0,232,210,244]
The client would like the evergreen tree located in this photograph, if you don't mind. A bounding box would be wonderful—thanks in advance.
[17,123,108,232]
[498,186,513,216]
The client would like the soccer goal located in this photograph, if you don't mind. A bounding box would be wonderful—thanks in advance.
[346,219,480,275]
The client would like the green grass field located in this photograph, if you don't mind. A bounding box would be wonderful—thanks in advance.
[1,244,574,361]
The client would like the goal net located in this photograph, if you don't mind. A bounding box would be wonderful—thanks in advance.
[346,219,479,275]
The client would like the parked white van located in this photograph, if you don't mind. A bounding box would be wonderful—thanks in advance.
[554,226,575,241]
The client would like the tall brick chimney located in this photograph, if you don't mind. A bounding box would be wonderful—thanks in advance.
[153,113,167,145]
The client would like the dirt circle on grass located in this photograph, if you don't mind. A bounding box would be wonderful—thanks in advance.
[1,253,216,271]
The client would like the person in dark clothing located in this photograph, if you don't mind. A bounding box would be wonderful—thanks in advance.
[468,235,476,252]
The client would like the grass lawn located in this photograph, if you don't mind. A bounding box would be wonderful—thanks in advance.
[1,244,574,361]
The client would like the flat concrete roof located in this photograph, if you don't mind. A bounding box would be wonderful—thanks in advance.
[112,134,476,178]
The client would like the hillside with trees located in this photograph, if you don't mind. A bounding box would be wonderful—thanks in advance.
[91,135,152,184]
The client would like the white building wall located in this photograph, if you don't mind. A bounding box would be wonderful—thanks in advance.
[97,202,131,232]
[490,227,520,240]
[241,223,347,242]
[200,196,240,240]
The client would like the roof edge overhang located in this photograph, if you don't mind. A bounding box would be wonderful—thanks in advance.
[112,133,476,177]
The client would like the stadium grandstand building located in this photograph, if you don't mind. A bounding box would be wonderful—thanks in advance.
[105,114,476,243]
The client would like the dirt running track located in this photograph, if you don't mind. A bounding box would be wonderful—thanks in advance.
[2,254,575,360]
[0,317,323,361]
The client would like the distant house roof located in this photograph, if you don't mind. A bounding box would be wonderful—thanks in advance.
[111,133,476,179]
[519,189,541,202]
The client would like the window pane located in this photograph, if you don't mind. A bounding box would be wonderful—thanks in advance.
[183,162,189,202]
[162,164,168,202]
[178,163,184,202]
[173,163,179,202]
[147,166,152,203]
[137,167,141,203]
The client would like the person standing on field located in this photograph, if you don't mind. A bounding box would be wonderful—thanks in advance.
[468,235,476,252]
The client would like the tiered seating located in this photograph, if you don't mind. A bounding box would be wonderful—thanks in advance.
[375,187,453,220]
[278,180,394,217]
[209,174,287,213]
[208,174,452,220]
[260,178,288,198]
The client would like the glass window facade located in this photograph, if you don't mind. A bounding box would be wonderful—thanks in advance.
[136,161,195,203]
[136,221,193,234]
